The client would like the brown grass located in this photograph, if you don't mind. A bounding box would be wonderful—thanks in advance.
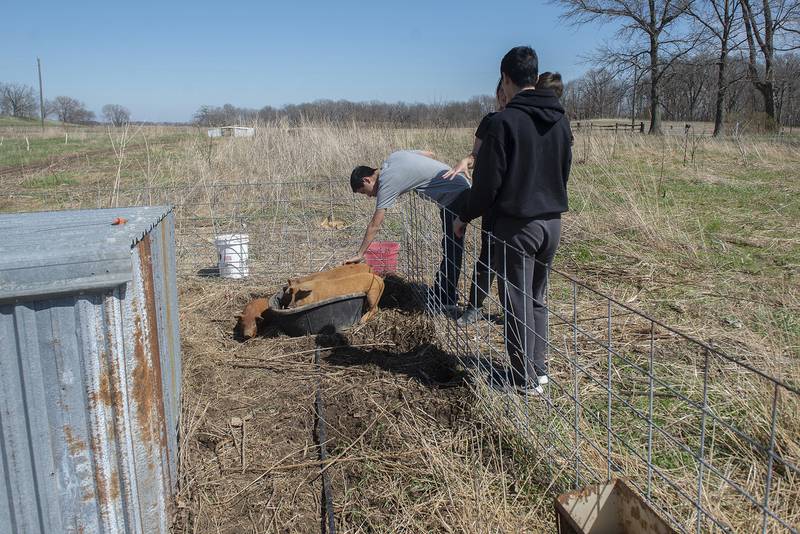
[2,120,797,532]
[173,276,559,533]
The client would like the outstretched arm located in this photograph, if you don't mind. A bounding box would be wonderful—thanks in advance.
[443,137,482,180]
[345,208,386,264]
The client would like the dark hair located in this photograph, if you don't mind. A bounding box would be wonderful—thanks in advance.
[496,78,503,96]
[350,165,376,192]
[500,46,539,88]
[536,72,564,98]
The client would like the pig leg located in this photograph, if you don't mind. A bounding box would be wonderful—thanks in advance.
[359,275,385,323]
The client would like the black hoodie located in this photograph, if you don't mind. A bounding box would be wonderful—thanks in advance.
[459,88,572,222]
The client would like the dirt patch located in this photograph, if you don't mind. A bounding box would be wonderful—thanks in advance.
[174,276,473,533]
[174,273,553,533]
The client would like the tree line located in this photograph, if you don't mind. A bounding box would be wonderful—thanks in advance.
[563,53,799,129]
[195,0,797,135]
[192,98,496,128]
[0,82,130,125]
[6,0,798,136]
[555,0,799,134]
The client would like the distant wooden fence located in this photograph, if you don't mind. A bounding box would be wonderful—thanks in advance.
[572,121,721,136]
[573,121,645,133]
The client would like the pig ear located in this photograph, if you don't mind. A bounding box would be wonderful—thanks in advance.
[295,289,312,300]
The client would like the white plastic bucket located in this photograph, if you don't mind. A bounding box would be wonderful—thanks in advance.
[215,234,249,279]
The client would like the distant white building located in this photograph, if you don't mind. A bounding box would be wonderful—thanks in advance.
[207,126,255,138]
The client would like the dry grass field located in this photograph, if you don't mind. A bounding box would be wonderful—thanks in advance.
[1,121,798,532]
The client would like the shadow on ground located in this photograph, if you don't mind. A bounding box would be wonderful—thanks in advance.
[316,329,513,392]
[378,274,429,312]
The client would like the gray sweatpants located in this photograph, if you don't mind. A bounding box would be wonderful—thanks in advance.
[492,215,562,385]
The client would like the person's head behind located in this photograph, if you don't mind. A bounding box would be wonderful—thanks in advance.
[536,72,564,98]
[350,165,378,196]
[495,78,508,111]
[500,46,538,98]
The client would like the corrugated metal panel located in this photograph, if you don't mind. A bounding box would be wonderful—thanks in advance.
[0,206,171,301]
[146,213,181,491]
[0,206,180,534]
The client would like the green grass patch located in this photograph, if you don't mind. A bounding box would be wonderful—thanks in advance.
[0,116,63,127]
[23,172,78,189]
[0,134,110,168]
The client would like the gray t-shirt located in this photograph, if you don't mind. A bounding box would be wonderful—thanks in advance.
[375,150,470,210]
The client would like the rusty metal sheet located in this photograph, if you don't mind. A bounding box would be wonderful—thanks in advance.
[0,206,180,534]
[555,479,678,534]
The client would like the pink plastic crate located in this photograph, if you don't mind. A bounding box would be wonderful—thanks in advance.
[364,241,400,275]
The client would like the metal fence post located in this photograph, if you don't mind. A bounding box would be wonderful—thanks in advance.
[572,280,581,487]
[647,321,656,500]
[607,299,613,481]
[696,348,710,532]
[761,383,780,534]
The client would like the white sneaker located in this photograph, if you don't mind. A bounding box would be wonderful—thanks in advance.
[516,383,544,396]
[537,375,549,386]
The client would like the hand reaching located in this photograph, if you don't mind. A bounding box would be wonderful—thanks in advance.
[343,254,365,265]
[441,157,471,180]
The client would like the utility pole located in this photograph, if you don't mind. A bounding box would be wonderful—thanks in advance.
[37,58,45,132]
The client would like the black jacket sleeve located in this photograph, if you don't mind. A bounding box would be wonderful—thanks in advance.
[563,118,572,185]
[474,112,495,141]
[459,130,506,223]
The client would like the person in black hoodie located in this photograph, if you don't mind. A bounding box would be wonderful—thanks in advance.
[454,46,572,395]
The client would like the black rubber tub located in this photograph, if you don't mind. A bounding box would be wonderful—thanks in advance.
[268,289,366,337]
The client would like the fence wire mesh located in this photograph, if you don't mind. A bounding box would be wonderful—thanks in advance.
[402,192,799,534]
[13,180,799,533]
[13,181,404,281]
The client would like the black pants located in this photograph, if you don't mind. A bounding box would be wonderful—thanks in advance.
[493,215,562,384]
[432,190,469,307]
[466,214,496,309]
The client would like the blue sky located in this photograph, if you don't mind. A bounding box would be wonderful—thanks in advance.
[2,1,618,122]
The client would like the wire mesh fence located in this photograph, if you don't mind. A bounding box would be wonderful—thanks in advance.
[402,192,799,534]
[12,181,404,281]
[11,180,799,532]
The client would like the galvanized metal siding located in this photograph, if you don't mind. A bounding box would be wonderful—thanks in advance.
[0,207,180,534]
[0,291,132,533]
[0,206,172,301]
[146,212,181,492]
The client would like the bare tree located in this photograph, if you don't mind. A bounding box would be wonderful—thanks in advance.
[774,52,800,123]
[0,82,38,118]
[688,0,744,135]
[740,0,800,127]
[554,0,694,134]
[47,96,95,124]
[664,54,740,122]
[564,69,628,118]
[102,104,131,126]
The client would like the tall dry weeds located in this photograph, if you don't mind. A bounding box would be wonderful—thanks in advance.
[5,120,796,532]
